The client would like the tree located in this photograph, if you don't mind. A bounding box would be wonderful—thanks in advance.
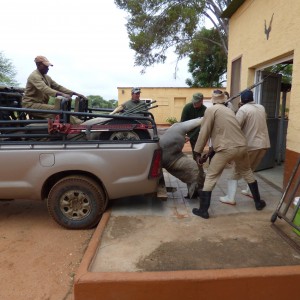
[108,99,118,107]
[0,51,18,86]
[185,28,227,87]
[87,95,117,109]
[266,64,293,84]
[114,0,231,71]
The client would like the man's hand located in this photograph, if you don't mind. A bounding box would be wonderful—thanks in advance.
[195,152,208,166]
[59,93,72,100]
[199,154,209,165]
[109,105,124,115]
[73,92,87,99]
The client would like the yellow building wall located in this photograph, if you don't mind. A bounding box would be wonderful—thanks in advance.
[117,87,225,125]
[227,0,300,153]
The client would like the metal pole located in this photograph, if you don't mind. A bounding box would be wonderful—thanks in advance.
[276,90,287,165]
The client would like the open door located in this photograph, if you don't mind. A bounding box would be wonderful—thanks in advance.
[255,71,282,171]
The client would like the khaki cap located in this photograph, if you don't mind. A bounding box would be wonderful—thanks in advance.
[34,56,53,67]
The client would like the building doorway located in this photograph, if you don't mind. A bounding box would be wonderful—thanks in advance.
[254,58,293,189]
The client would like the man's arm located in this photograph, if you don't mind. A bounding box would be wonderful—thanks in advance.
[194,110,213,154]
[49,77,85,99]
[235,106,246,128]
[30,74,57,97]
[109,105,124,115]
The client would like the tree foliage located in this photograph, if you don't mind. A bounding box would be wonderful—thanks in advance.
[86,95,117,108]
[266,64,293,84]
[114,0,231,71]
[0,51,18,86]
[186,28,227,87]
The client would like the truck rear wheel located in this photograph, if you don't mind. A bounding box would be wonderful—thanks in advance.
[101,129,150,141]
[99,119,151,141]
[47,175,107,229]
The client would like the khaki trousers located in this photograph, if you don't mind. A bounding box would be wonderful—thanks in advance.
[248,149,267,171]
[203,146,255,191]
[23,101,82,124]
[229,148,267,180]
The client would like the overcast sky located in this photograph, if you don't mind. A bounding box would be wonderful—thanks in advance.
[1,0,191,100]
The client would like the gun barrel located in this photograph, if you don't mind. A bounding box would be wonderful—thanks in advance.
[225,79,265,104]
[122,102,149,115]
[226,63,290,104]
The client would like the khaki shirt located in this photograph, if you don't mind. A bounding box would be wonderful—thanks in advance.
[235,101,270,151]
[22,69,73,105]
[194,104,247,154]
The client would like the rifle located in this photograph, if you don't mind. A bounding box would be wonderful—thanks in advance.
[225,63,290,105]
[122,100,157,115]
[225,79,264,104]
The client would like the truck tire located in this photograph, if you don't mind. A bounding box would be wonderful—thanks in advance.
[99,119,151,141]
[47,175,108,229]
[101,129,150,141]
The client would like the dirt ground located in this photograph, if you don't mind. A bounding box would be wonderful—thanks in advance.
[0,141,188,300]
[0,198,94,300]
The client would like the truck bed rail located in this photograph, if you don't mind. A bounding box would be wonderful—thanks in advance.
[0,105,159,143]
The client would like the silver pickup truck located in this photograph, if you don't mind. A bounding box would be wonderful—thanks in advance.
[0,87,163,229]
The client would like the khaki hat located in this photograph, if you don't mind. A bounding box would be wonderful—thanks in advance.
[192,93,203,103]
[211,90,226,104]
[34,56,53,67]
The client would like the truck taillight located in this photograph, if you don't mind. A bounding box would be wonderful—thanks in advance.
[148,149,162,179]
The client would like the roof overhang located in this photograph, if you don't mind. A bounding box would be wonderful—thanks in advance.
[221,0,245,18]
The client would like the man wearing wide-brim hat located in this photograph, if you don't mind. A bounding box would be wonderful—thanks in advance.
[191,89,266,219]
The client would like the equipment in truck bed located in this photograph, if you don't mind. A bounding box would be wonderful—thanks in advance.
[0,85,24,120]
[0,90,159,142]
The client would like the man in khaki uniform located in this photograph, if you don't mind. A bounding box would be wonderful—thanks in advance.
[22,56,85,124]
[220,89,270,205]
[192,90,266,219]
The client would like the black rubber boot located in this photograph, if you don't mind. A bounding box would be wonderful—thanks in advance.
[192,190,212,219]
[248,181,266,210]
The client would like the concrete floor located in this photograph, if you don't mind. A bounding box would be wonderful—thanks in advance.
[89,161,300,273]
[256,163,284,191]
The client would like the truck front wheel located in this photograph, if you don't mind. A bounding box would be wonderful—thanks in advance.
[47,175,107,229]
